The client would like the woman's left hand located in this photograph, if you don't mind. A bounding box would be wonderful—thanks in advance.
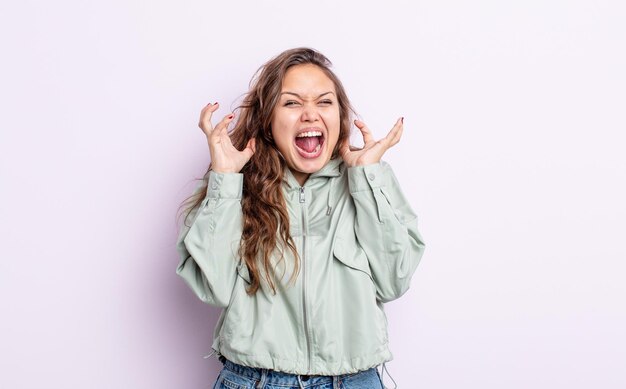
[340,117,404,167]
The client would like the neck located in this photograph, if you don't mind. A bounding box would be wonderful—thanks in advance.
[291,170,310,186]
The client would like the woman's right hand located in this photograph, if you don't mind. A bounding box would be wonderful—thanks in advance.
[199,102,256,173]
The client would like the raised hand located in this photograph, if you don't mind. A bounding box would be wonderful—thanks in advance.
[199,102,256,173]
[340,117,403,167]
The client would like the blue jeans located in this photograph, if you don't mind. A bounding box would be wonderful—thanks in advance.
[213,357,384,389]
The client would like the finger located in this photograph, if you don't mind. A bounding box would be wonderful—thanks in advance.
[211,112,235,141]
[247,138,256,153]
[381,117,403,147]
[388,117,404,146]
[241,138,256,161]
[339,137,351,158]
[390,124,403,147]
[198,102,219,133]
[244,138,256,155]
[354,119,375,144]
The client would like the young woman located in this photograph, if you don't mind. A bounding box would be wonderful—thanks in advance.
[176,47,425,389]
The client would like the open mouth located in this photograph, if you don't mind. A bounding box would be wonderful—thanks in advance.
[294,130,325,158]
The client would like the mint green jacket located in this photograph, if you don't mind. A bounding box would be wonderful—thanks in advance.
[176,158,425,375]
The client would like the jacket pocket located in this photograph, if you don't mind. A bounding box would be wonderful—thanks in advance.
[332,236,374,283]
[229,238,251,285]
[331,236,388,345]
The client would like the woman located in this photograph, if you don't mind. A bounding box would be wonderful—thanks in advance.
[176,47,425,389]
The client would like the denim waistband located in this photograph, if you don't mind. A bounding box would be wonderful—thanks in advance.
[221,356,373,387]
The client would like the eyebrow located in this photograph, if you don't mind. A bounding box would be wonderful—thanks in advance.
[280,91,335,99]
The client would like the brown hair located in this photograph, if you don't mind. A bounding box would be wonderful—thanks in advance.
[178,47,354,295]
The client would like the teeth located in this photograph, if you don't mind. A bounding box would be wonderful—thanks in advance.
[296,131,322,138]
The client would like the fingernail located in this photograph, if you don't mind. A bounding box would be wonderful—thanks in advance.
[228,114,234,119]
[401,117,404,123]
[214,102,219,105]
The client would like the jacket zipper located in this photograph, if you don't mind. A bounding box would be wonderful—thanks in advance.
[299,186,312,372]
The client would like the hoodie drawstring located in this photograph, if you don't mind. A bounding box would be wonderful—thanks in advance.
[326,176,335,216]
[380,362,398,389]
[296,375,306,389]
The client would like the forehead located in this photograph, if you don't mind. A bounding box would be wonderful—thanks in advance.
[281,64,336,95]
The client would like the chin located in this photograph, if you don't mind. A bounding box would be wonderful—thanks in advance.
[294,157,328,173]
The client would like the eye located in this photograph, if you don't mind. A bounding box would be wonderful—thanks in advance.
[319,99,333,106]
[284,100,300,107]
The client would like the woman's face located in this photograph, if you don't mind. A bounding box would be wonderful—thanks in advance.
[271,64,341,186]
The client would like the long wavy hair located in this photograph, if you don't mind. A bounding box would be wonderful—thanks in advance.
[178,47,354,296]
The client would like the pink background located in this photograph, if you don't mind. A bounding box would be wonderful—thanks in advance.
[1,1,625,388]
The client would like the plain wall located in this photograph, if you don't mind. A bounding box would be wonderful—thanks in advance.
[1,0,624,388]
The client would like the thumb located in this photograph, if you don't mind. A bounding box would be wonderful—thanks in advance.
[242,138,256,160]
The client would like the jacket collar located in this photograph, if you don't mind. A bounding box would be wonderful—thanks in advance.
[284,157,344,189]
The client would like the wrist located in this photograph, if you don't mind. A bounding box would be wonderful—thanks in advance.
[211,167,239,174]
[349,156,381,167]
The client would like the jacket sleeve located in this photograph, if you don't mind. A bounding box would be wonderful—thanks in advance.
[347,161,426,303]
[175,171,244,307]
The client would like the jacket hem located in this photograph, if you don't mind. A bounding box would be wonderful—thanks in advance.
[214,342,393,376]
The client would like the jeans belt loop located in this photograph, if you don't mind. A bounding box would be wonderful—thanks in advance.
[255,368,268,389]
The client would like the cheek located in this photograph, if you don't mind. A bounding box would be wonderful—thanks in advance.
[272,111,297,135]
[321,106,339,121]
[270,124,291,156]
[271,131,291,154]
[322,110,341,138]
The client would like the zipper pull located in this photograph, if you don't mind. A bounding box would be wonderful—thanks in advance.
[299,187,305,203]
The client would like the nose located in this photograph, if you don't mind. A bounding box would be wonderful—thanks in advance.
[300,103,319,123]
